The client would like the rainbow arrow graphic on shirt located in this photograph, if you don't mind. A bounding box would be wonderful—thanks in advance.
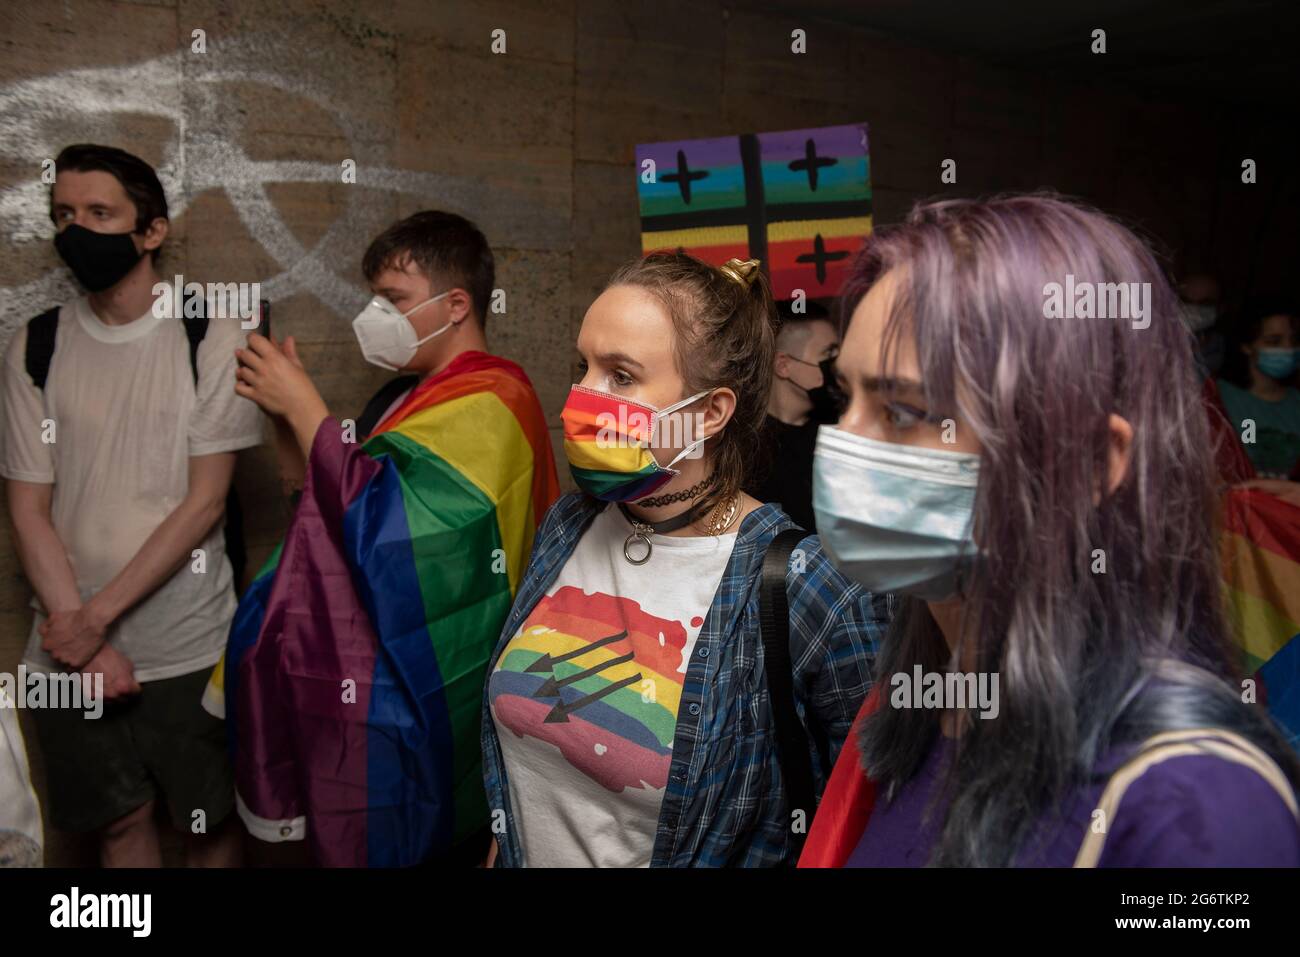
[524,629,628,673]
[544,673,644,724]
[532,652,637,698]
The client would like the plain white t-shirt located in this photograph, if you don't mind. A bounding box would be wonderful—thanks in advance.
[1,294,263,681]
[488,502,737,867]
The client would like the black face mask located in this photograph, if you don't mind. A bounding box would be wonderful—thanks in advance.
[53,223,144,292]
[808,357,848,424]
[785,354,845,424]
[1195,331,1226,378]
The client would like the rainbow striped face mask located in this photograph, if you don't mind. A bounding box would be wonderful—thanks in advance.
[561,384,711,502]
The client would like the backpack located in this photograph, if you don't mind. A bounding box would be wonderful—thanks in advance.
[23,301,248,593]
[355,373,421,441]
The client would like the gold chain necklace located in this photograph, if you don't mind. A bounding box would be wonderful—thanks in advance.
[701,493,741,536]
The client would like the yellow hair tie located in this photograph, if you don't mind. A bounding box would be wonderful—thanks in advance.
[718,258,761,288]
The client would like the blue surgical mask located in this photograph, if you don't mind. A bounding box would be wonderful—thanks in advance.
[812,426,980,601]
[1256,347,1299,381]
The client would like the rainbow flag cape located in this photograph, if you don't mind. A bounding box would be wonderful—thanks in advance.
[211,351,559,866]
[1221,488,1300,747]
[1204,378,1300,747]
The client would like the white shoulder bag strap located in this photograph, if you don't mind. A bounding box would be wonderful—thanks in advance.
[1074,727,1299,868]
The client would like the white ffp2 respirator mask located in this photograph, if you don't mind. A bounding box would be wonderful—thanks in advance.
[351,291,454,371]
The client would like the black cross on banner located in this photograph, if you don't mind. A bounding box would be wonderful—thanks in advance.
[795,233,851,284]
[789,137,838,192]
[660,149,709,204]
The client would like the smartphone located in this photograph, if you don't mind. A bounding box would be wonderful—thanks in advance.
[252,299,270,340]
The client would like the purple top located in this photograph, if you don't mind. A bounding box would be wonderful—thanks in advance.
[845,734,1300,867]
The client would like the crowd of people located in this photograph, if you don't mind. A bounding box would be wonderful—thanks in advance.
[2,144,1298,868]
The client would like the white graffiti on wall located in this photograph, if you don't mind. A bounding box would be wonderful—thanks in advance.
[0,35,556,350]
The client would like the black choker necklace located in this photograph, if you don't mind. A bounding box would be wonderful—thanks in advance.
[617,499,711,565]
[634,475,716,508]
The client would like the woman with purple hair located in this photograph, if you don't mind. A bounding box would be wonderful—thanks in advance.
[809,193,1300,866]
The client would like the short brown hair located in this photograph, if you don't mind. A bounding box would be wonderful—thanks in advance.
[605,251,778,518]
[362,210,495,327]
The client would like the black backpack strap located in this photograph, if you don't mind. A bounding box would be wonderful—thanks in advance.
[179,296,208,388]
[24,308,61,391]
[27,300,206,389]
[355,374,421,441]
[759,526,817,856]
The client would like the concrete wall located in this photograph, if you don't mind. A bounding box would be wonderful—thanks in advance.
[0,0,1289,865]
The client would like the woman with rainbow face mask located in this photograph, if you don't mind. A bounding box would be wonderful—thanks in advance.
[801,194,1300,868]
[479,252,892,868]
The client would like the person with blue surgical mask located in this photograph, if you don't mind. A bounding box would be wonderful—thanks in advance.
[1217,303,1300,485]
[803,195,1300,868]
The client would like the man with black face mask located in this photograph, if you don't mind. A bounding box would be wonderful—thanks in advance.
[1,144,261,867]
[1179,272,1226,379]
[747,301,842,532]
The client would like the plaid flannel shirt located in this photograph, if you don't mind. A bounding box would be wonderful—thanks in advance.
[481,492,892,867]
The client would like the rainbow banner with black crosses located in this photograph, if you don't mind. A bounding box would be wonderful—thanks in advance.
[636,123,871,300]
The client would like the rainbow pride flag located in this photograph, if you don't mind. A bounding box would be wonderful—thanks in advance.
[636,123,871,300]
[212,351,559,866]
[1221,488,1300,747]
